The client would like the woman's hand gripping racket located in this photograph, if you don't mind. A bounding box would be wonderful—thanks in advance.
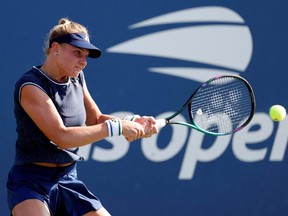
[156,75,256,136]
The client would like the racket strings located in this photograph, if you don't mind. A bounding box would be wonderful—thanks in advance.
[190,76,253,134]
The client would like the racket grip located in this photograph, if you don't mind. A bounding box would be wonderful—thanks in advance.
[155,119,167,129]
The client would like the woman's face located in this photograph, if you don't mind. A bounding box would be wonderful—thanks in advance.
[57,43,89,77]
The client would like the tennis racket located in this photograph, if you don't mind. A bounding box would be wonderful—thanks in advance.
[156,75,256,136]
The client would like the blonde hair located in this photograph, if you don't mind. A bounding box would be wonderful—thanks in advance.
[44,18,89,55]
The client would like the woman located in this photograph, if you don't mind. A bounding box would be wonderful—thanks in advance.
[7,18,158,216]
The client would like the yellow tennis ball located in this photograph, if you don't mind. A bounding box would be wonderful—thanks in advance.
[269,105,286,122]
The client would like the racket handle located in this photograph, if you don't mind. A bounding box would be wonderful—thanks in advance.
[155,119,167,129]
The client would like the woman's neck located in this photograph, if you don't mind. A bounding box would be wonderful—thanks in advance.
[40,64,68,83]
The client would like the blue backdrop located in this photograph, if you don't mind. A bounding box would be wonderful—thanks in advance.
[1,0,288,215]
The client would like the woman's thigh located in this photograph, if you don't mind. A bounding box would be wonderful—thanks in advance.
[12,199,50,216]
[83,207,111,216]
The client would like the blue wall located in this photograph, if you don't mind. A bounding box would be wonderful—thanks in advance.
[1,0,288,215]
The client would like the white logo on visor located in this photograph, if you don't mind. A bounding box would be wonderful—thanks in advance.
[84,34,90,42]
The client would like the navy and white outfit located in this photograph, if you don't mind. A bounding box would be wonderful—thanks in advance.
[7,66,103,215]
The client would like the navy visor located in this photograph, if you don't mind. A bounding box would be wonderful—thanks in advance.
[49,33,101,58]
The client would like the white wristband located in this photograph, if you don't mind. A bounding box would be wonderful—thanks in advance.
[124,115,140,121]
[105,118,122,137]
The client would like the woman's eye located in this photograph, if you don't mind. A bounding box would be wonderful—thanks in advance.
[74,49,89,58]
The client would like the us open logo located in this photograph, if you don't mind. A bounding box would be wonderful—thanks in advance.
[79,6,287,180]
[107,6,253,82]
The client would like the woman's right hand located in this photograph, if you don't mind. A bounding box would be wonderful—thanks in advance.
[122,120,146,142]
[122,118,158,142]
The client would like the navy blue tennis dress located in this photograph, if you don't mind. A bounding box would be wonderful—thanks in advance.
[7,66,103,215]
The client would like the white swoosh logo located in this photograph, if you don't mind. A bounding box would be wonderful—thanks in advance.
[107,6,253,82]
[129,6,245,28]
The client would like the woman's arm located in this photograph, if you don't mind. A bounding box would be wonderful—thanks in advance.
[20,84,110,148]
[82,77,113,126]
[20,84,148,149]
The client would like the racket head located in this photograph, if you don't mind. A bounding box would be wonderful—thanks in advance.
[187,75,255,135]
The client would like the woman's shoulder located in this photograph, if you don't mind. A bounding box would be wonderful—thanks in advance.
[15,66,50,94]
[17,66,46,84]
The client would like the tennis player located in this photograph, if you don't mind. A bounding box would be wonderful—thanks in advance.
[6,18,158,216]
